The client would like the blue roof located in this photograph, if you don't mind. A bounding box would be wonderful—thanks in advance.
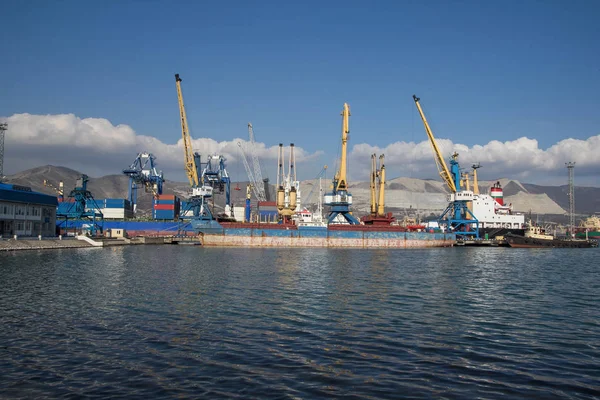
[0,183,59,207]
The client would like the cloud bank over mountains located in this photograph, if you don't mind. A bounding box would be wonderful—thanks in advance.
[3,113,599,185]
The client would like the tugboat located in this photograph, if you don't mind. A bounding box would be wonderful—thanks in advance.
[505,220,598,248]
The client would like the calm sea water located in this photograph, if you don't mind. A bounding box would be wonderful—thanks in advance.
[1,246,599,399]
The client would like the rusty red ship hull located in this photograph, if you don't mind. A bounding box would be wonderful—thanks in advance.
[196,222,455,248]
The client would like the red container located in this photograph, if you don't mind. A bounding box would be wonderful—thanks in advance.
[154,204,175,210]
[158,194,176,200]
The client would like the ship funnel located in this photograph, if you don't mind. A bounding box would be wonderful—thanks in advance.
[490,181,504,205]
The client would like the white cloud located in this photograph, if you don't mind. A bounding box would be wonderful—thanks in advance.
[2,113,322,180]
[349,134,600,185]
[2,113,599,186]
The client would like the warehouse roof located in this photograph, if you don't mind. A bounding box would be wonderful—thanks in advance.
[0,183,58,207]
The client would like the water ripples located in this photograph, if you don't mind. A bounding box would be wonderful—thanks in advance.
[1,246,599,398]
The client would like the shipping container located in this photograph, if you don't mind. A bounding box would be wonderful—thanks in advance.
[154,204,176,211]
[154,200,176,206]
[153,209,178,220]
[104,198,132,209]
[157,194,176,200]
[258,201,277,207]
[258,206,278,212]
[102,209,134,220]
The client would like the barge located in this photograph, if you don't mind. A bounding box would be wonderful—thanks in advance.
[194,221,455,248]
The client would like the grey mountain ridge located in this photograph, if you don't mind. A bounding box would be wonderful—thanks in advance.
[4,165,600,217]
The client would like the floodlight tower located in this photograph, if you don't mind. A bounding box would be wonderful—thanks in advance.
[0,122,6,181]
[566,162,575,237]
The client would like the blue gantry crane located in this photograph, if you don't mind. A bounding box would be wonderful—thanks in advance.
[324,103,360,224]
[56,174,104,235]
[122,152,164,214]
[201,154,232,217]
[413,95,479,237]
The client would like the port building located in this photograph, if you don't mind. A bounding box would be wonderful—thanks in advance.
[0,183,58,237]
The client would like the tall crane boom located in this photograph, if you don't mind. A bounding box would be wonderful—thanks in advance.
[247,123,267,201]
[175,74,200,187]
[377,154,386,217]
[336,103,350,191]
[370,154,377,216]
[412,95,457,193]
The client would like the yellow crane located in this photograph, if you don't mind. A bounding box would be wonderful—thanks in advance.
[369,154,377,216]
[335,103,351,192]
[413,94,479,236]
[377,154,386,217]
[412,95,457,193]
[472,163,481,195]
[368,154,387,217]
[43,179,64,201]
[324,103,359,224]
[175,74,200,187]
[363,153,394,225]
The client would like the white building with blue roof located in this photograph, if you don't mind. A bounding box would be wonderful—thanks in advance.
[0,183,58,237]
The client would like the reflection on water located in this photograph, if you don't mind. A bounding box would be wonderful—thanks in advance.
[1,246,599,399]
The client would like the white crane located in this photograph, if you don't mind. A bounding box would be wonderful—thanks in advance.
[247,123,268,202]
[237,142,264,201]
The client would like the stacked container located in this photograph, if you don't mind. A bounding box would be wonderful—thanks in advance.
[103,199,134,219]
[233,206,246,222]
[85,198,134,219]
[153,194,180,220]
[257,201,278,223]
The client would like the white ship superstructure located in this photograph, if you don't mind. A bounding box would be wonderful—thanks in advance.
[472,182,524,230]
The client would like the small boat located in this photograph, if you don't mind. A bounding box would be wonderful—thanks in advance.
[505,221,598,248]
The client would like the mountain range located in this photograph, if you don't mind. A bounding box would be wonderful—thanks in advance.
[3,165,600,220]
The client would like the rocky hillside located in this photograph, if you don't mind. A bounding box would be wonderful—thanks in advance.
[4,165,600,217]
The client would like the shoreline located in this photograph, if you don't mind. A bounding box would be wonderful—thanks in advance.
[0,235,202,252]
[0,238,93,252]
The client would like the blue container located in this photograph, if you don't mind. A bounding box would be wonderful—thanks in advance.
[104,199,128,208]
[105,198,126,203]
[153,209,177,220]
[154,200,175,205]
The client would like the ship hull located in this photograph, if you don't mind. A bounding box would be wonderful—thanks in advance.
[505,234,598,248]
[479,227,525,238]
[575,231,600,240]
[197,224,455,248]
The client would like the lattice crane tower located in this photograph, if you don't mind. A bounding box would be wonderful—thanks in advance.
[0,122,6,180]
[566,162,575,236]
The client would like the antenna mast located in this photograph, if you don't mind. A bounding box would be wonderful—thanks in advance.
[0,123,6,180]
[566,162,575,237]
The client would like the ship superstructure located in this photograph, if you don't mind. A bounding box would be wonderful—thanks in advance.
[471,181,525,236]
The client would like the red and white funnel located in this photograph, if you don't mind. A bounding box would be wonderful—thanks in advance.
[490,182,504,205]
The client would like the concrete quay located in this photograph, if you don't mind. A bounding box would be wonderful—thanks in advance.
[0,235,201,252]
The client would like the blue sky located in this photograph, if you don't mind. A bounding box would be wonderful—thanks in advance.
[1,0,599,184]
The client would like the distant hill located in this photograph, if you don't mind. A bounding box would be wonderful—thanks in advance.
[4,165,600,218]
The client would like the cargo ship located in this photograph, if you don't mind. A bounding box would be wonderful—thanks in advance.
[505,221,598,248]
[575,215,600,240]
[192,220,455,248]
[470,181,525,238]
